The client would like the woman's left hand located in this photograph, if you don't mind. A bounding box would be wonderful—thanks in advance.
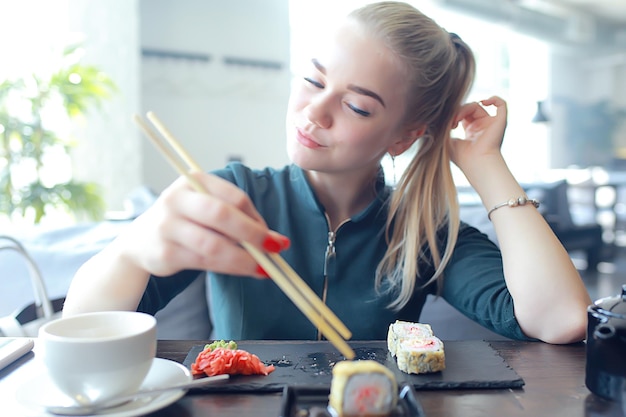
[449,96,507,174]
[448,95,591,344]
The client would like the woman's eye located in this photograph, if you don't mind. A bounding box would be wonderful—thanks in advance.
[348,103,370,117]
[304,77,324,89]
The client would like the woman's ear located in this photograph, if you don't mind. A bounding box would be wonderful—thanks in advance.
[388,125,426,156]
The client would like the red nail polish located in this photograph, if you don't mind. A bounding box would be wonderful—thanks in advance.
[278,236,291,250]
[256,265,270,278]
[262,236,282,253]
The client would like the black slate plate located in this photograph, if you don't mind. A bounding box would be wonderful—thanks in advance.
[279,384,426,417]
[182,340,524,393]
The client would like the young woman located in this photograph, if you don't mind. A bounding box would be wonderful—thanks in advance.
[64,1,591,343]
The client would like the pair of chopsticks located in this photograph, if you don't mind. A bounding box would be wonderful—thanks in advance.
[133,112,355,360]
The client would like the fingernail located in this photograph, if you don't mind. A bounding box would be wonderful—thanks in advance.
[277,235,291,250]
[262,236,283,253]
[256,265,270,278]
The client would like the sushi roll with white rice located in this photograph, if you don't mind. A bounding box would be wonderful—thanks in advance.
[329,360,397,417]
[395,337,445,374]
[386,320,433,357]
[387,320,445,374]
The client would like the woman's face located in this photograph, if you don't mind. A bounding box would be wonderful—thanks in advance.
[285,19,412,176]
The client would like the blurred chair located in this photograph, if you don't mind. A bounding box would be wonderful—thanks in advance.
[458,179,606,270]
[529,180,605,269]
[0,236,63,336]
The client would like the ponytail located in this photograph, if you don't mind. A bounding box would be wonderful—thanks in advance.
[350,2,475,310]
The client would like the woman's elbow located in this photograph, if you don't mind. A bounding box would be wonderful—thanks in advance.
[529,310,588,344]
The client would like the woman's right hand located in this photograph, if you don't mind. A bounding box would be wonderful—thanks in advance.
[115,172,290,278]
[63,171,290,316]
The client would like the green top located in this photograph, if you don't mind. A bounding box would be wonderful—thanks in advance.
[138,163,531,341]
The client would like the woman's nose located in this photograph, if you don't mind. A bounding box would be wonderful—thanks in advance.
[304,96,332,129]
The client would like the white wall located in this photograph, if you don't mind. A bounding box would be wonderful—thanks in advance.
[65,0,291,209]
[139,0,291,193]
[69,0,142,212]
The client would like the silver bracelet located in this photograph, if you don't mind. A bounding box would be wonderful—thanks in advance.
[487,196,540,221]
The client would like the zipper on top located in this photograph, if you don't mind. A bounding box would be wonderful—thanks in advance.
[317,214,349,340]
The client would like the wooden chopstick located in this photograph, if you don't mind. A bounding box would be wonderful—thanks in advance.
[146,109,351,338]
[133,112,355,359]
[142,113,353,342]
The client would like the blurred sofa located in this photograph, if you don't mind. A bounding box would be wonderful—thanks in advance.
[1,220,212,340]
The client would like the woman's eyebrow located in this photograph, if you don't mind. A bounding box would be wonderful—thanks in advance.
[347,84,385,108]
[311,59,386,108]
[312,58,326,74]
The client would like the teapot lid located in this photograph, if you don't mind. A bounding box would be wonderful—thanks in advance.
[594,284,626,318]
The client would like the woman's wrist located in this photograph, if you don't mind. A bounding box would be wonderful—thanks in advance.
[105,236,152,284]
[487,196,540,221]
[460,154,526,210]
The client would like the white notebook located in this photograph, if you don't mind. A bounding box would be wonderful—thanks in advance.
[0,338,34,371]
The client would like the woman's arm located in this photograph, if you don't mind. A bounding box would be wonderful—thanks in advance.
[63,172,289,316]
[450,96,591,344]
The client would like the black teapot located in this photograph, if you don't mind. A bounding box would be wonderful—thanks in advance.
[585,284,626,403]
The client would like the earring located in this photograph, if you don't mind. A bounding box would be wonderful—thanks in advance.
[390,154,397,188]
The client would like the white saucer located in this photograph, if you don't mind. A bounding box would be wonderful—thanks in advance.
[16,358,192,417]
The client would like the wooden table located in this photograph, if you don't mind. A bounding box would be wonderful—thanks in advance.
[1,339,624,416]
[153,340,624,417]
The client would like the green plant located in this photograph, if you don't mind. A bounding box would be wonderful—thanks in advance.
[0,45,117,223]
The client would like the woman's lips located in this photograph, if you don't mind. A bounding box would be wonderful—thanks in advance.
[296,129,323,149]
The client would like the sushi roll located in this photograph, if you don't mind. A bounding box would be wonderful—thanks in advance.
[387,320,433,357]
[387,320,445,374]
[329,360,398,417]
[395,336,445,374]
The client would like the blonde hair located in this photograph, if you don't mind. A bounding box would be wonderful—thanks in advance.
[349,2,475,310]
